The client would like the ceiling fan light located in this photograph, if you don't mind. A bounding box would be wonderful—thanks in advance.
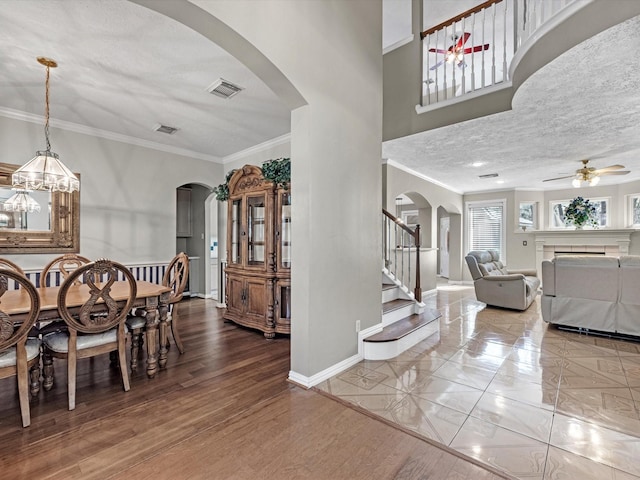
[589,176,600,186]
[572,178,581,188]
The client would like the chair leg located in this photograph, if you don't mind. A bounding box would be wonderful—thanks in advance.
[68,334,77,411]
[109,351,118,367]
[130,330,142,371]
[118,333,130,392]
[42,351,54,391]
[29,362,41,397]
[16,342,31,427]
[170,304,185,354]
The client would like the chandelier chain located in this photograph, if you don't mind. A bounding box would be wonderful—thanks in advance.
[44,64,51,152]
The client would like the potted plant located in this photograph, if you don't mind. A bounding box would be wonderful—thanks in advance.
[261,157,290,190]
[213,158,291,201]
[564,196,598,229]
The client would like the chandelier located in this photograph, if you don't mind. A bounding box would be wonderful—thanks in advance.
[3,190,42,213]
[12,57,79,193]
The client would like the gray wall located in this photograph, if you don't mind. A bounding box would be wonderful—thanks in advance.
[384,162,464,281]
[463,180,640,280]
[0,115,224,271]
[191,0,383,380]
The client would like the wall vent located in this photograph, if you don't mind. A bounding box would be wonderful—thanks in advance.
[154,124,178,135]
[207,78,244,99]
[479,173,499,178]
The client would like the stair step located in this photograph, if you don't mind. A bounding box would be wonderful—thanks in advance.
[365,308,442,343]
[382,298,414,314]
[382,283,397,291]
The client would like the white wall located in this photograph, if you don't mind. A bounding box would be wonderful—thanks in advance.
[0,115,224,270]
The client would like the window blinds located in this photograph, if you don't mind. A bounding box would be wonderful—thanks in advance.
[468,202,504,257]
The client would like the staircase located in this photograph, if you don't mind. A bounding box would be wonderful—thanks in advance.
[362,270,441,361]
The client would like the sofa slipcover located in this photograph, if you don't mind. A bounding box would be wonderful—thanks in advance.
[541,255,640,336]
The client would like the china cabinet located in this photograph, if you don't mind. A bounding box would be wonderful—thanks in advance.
[224,165,291,338]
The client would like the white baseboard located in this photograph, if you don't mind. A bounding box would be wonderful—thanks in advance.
[288,352,362,389]
[447,280,474,286]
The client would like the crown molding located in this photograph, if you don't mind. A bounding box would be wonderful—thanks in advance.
[383,158,464,195]
[221,133,291,165]
[383,34,414,55]
[0,107,222,163]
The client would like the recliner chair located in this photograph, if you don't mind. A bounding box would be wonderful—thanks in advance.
[465,250,540,310]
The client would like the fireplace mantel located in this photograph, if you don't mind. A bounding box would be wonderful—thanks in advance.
[533,229,637,275]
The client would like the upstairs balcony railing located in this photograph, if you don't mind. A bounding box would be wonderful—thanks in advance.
[421,0,577,106]
[382,208,422,302]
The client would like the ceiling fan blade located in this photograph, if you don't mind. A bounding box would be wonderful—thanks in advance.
[456,32,471,48]
[594,164,625,173]
[428,48,450,54]
[543,175,576,182]
[463,44,490,54]
[429,59,445,70]
[599,170,630,176]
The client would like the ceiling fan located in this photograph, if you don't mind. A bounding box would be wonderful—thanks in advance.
[543,159,630,187]
[428,32,490,70]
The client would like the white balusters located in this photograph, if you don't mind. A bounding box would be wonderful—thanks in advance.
[421,0,578,106]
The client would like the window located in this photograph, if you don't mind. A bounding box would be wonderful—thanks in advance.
[467,199,506,258]
[549,197,610,229]
[400,210,419,247]
[627,194,640,227]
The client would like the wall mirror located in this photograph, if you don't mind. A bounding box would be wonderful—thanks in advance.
[0,162,79,253]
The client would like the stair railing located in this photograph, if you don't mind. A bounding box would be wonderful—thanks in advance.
[382,208,422,302]
[421,0,577,106]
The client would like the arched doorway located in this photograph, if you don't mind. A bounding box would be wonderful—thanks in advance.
[176,182,217,298]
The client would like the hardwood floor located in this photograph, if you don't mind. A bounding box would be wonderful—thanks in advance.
[0,298,510,480]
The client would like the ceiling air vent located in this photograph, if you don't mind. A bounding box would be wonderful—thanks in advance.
[154,124,178,135]
[479,173,499,179]
[207,78,244,99]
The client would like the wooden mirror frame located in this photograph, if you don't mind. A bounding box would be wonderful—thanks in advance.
[0,162,80,254]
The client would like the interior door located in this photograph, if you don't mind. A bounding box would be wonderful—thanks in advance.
[439,216,450,278]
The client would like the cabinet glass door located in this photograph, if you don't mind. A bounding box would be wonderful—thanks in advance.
[280,192,291,268]
[230,198,242,264]
[247,195,266,265]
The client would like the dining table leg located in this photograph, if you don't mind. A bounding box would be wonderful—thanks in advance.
[158,292,170,369]
[143,296,160,378]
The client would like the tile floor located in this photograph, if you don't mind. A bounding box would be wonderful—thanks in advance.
[316,285,640,480]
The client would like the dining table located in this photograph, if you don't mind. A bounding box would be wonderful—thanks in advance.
[3,280,172,378]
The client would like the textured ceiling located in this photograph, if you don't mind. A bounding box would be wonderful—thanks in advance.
[1,1,638,191]
[0,0,291,161]
[383,14,640,193]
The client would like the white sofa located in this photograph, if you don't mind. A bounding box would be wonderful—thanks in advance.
[465,250,540,311]
[541,255,640,336]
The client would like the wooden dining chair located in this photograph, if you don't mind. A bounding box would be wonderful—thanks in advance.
[0,257,26,276]
[127,252,189,370]
[38,254,92,342]
[42,259,136,411]
[39,253,91,288]
[0,268,41,427]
